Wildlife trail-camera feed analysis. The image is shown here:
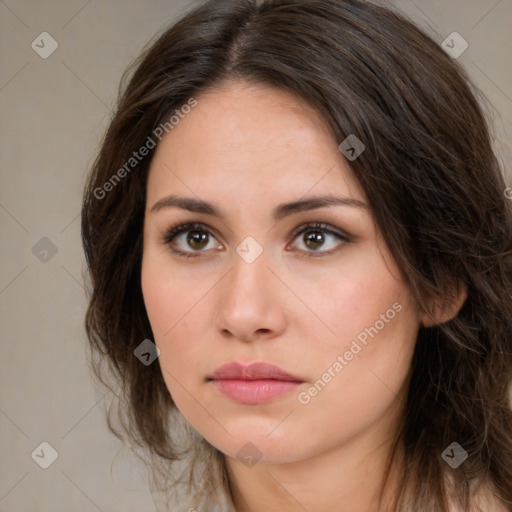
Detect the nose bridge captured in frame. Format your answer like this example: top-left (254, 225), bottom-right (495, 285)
top-left (226, 246), bottom-right (273, 305)
top-left (215, 245), bottom-right (285, 340)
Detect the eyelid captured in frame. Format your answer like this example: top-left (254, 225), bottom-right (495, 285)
top-left (288, 222), bottom-right (351, 243)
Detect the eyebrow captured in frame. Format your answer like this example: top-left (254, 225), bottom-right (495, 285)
top-left (150, 194), bottom-right (368, 221)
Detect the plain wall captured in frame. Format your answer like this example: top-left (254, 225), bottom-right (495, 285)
top-left (1, 1), bottom-right (511, 510)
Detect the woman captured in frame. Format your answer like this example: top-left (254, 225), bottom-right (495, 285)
top-left (81, 0), bottom-right (512, 510)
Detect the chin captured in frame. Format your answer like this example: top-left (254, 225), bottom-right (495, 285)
top-left (202, 426), bottom-right (315, 466)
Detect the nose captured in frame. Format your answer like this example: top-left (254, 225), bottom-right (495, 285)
top-left (214, 249), bottom-right (287, 343)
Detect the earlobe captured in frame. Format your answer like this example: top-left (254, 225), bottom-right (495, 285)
top-left (419, 281), bottom-right (468, 328)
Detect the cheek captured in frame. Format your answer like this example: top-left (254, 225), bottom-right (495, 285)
top-left (290, 250), bottom-right (418, 420)
top-left (282, 299), bottom-right (418, 465)
top-left (293, 245), bottom-right (412, 357)
top-left (141, 245), bottom-right (203, 337)
top-left (140, 250), bottom-right (212, 383)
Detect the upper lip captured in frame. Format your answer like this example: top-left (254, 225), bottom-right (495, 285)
top-left (208, 362), bottom-right (304, 382)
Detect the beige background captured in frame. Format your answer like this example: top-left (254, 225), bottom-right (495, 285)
top-left (1, 1), bottom-right (511, 510)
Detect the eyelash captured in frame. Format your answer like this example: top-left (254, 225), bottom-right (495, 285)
top-left (160, 221), bottom-right (351, 259)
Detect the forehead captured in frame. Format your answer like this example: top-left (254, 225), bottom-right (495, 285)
top-left (146, 80), bottom-right (365, 206)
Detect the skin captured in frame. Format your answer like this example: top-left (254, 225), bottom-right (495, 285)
top-left (141, 79), bottom-right (466, 512)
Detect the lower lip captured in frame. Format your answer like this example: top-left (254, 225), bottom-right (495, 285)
top-left (210, 379), bottom-right (302, 404)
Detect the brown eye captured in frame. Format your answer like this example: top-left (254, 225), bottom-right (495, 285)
top-left (162, 222), bottom-right (223, 258)
top-left (186, 230), bottom-right (210, 250)
top-left (289, 222), bottom-right (350, 257)
top-left (303, 230), bottom-right (326, 250)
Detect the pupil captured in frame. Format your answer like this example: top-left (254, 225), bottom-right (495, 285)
top-left (305, 231), bottom-right (324, 250)
top-left (187, 230), bottom-right (208, 249)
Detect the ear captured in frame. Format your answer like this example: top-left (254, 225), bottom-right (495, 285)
top-left (419, 280), bottom-right (468, 328)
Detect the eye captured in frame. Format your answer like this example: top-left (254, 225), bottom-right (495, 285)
top-left (160, 221), bottom-right (351, 259)
top-left (161, 222), bottom-right (223, 259)
top-left (287, 222), bottom-right (350, 257)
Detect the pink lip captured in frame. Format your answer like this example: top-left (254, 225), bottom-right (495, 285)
top-left (207, 362), bottom-right (304, 405)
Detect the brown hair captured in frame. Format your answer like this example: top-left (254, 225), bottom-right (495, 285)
top-left (81, 0), bottom-right (512, 509)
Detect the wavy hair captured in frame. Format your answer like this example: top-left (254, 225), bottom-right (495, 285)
top-left (81, 0), bottom-right (512, 509)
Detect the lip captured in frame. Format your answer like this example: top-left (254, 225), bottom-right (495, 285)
top-left (207, 362), bottom-right (304, 405)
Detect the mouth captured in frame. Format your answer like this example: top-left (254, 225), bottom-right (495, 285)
top-left (207, 362), bottom-right (305, 405)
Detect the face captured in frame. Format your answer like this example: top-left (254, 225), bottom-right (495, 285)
top-left (141, 80), bottom-right (423, 465)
